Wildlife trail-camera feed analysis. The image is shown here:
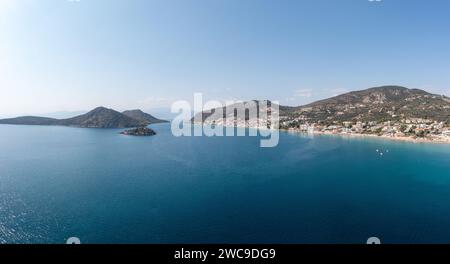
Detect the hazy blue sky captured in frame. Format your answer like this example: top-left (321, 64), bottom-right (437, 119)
top-left (1, 0), bottom-right (450, 116)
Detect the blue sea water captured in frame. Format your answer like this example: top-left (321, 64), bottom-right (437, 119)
top-left (1, 123), bottom-right (450, 244)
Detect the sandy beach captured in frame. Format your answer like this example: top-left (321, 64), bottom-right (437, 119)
top-left (286, 129), bottom-right (450, 145)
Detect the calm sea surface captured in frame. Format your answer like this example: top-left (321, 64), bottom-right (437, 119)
top-left (1, 123), bottom-right (450, 244)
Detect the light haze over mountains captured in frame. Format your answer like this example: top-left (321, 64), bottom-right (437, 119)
top-left (1, 0), bottom-right (450, 116)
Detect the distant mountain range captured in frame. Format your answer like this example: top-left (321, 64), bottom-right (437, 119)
top-left (0, 107), bottom-right (168, 128)
top-left (194, 86), bottom-right (450, 125)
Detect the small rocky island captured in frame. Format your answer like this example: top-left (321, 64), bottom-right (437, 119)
top-left (120, 127), bottom-right (156, 136)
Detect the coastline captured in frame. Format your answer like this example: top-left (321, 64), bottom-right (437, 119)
top-left (283, 129), bottom-right (450, 145)
top-left (190, 122), bottom-right (450, 145)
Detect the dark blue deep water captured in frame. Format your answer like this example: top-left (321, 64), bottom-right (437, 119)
top-left (1, 123), bottom-right (450, 244)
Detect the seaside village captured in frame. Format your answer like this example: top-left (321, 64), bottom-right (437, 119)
top-left (280, 117), bottom-right (450, 142)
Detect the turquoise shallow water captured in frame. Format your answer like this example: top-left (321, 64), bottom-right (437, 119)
top-left (1, 123), bottom-right (450, 244)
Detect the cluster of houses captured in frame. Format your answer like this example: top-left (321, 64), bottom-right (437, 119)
top-left (200, 113), bottom-right (450, 141)
top-left (281, 117), bottom-right (450, 140)
top-left (207, 117), bottom-right (274, 129)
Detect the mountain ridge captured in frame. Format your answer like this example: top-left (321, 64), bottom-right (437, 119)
top-left (192, 86), bottom-right (450, 124)
top-left (287, 85), bottom-right (450, 124)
